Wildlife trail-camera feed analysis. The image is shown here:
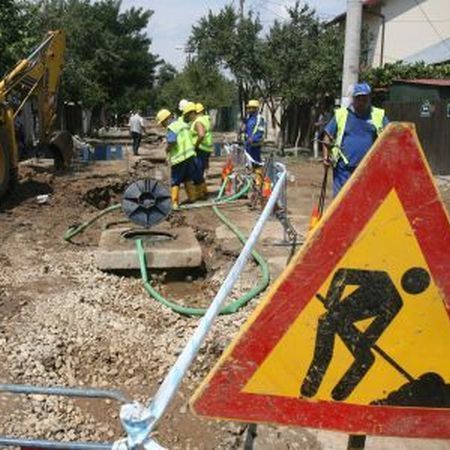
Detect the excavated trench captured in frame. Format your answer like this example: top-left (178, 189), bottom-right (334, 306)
top-left (80, 181), bottom-right (260, 311)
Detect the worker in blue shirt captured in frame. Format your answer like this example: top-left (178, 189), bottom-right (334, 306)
top-left (323, 83), bottom-right (389, 196)
top-left (243, 99), bottom-right (266, 187)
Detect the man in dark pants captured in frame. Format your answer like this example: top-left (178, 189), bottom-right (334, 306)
top-left (128, 110), bottom-right (145, 155)
top-left (301, 267), bottom-right (431, 401)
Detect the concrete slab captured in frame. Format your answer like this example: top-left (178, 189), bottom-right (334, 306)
top-left (96, 225), bottom-right (202, 270)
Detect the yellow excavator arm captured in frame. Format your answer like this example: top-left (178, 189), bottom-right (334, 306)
top-left (0, 30), bottom-right (70, 200)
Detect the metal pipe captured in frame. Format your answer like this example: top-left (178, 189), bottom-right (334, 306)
top-left (0, 437), bottom-right (113, 450)
top-left (0, 384), bottom-right (131, 404)
top-left (13, 76), bottom-right (42, 118)
top-left (0, 384), bottom-right (130, 449)
top-left (119, 164), bottom-right (288, 448)
top-left (0, 437), bottom-right (112, 449)
top-left (28, 32), bottom-right (56, 61)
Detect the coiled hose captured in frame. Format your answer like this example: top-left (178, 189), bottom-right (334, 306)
top-left (64, 176), bottom-right (270, 316)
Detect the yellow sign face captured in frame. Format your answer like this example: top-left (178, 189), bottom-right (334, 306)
top-left (192, 124), bottom-right (450, 439)
top-left (243, 189), bottom-right (450, 405)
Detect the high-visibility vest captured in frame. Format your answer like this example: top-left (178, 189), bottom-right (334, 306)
top-left (332, 106), bottom-right (385, 166)
top-left (167, 118), bottom-right (196, 166)
top-left (192, 115), bottom-right (213, 153)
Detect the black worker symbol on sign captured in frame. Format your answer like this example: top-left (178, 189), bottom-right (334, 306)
top-left (300, 267), bottom-right (431, 402)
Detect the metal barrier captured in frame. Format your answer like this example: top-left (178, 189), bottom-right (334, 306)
top-left (0, 384), bottom-right (130, 450)
top-left (1, 164), bottom-right (288, 450)
top-left (115, 163), bottom-right (288, 449)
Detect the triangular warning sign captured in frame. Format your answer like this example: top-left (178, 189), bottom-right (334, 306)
top-left (191, 124), bottom-right (450, 439)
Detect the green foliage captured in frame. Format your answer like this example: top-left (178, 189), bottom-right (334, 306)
top-left (156, 62), bottom-right (178, 87)
top-left (362, 61), bottom-right (450, 88)
top-left (260, 3), bottom-right (343, 105)
top-left (189, 5), bottom-right (263, 99)
top-left (37, 0), bottom-right (159, 112)
top-left (2, 0), bottom-right (159, 113)
top-left (156, 60), bottom-right (236, 111)
top-left (188, 1), bottom-right (343, 143)
top-left (0, 1), bottom-right (42, 76)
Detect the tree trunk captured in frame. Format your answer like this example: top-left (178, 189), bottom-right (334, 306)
top-left (278, 107), bottom-right (287, 155)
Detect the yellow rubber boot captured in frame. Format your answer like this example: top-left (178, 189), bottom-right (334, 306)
top-left (171, 186), bottom-right (180, 209)
top-left (254, 167), bottom-right (264, 188)
top-left (197, 182), bottom-right (208, 200)
top-left (202, 182), bottom-right (208, 198)
top-left (185, 181), bottom-right (198, 203)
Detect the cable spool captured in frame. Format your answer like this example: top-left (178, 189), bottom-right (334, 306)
top-left (122, 179), bottom-right (172, 228)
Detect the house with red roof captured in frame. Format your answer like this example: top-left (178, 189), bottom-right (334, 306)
top-left (330, 0), bottom-right (450, 68)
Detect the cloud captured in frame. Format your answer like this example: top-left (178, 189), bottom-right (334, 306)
top-left (121, 0), bottom-right (346, 68)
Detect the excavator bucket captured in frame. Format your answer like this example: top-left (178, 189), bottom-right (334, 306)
top-left (49, 130), bottom-right (73, 170)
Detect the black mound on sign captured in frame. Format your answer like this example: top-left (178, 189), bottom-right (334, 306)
top-left (372, 372), bottom-right (450, 408)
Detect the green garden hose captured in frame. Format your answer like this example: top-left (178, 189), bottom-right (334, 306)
top-left (63, 178), bottom-right (251, 242)
top-left (64, 204), bottom-right (122, 242)
top-left (136, 176), bottom-right (270, 316)
top-left (136, 203), bottom-right (270, 316)
top-left (64, 176), bottom-right (270, 316)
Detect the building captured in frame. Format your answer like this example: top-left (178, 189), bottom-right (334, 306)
top-left (385, 79), bottom-right (450, 174)
top-left (330, 0), bottom-right (450, 68)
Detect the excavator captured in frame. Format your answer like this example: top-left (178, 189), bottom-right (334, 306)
top-left (0, 29), bottom-right (72, 201)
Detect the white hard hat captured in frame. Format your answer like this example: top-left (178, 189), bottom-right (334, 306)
top-left (178, 99), bottom-right (189, 112)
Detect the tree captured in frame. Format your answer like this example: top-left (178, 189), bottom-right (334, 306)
top-left (258, 2), bottom-right (343, 146)
top-left (188, 6), bottom-right (263, 110)
top-left (156, 62), bottom-right (178, 87)
top-left (156, 59), bottom-right (236, 111)
top-left (0, 1), bottom-right (42, 76)
top-left (27, 0), bottom-right (160, 118)
top-left (188, 2), bottom-right (343, 147)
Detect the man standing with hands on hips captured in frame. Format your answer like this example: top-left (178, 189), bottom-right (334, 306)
top-left (322, 83), bottom-right (389, 196)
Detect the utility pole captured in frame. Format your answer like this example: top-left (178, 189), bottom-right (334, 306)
top-left (341, 0), bottom-right (363, 106)
top-left (238, 0), bottom-right (245, 130)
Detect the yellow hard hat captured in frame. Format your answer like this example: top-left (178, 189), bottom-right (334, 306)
top-left (156, 109), bottom-right (171, 124)
top-left (247, 99), bottom-right (260, 109)
top-left (196, 103), bottom-right (205, 113)
top-left (183, 102), bottom-right (197, 116)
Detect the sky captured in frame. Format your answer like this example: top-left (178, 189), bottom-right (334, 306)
top-left (121, 0), bottom-right (347, 69)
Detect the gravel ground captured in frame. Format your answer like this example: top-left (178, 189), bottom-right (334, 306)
top-left (1, 150), bottom-right (449, 450)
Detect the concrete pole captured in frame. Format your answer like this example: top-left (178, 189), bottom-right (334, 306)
top-left (341, 0), bottom-right (363, 107)
top-left (239, 0), bottom-right (245, 19)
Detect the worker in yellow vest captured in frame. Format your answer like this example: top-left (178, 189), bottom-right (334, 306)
top-left (156, 108), bottom-right (199, 209)
top-left (323, 83), bottom-right (388, 196)
top-left (187, 102), bottom-right (213, 198)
